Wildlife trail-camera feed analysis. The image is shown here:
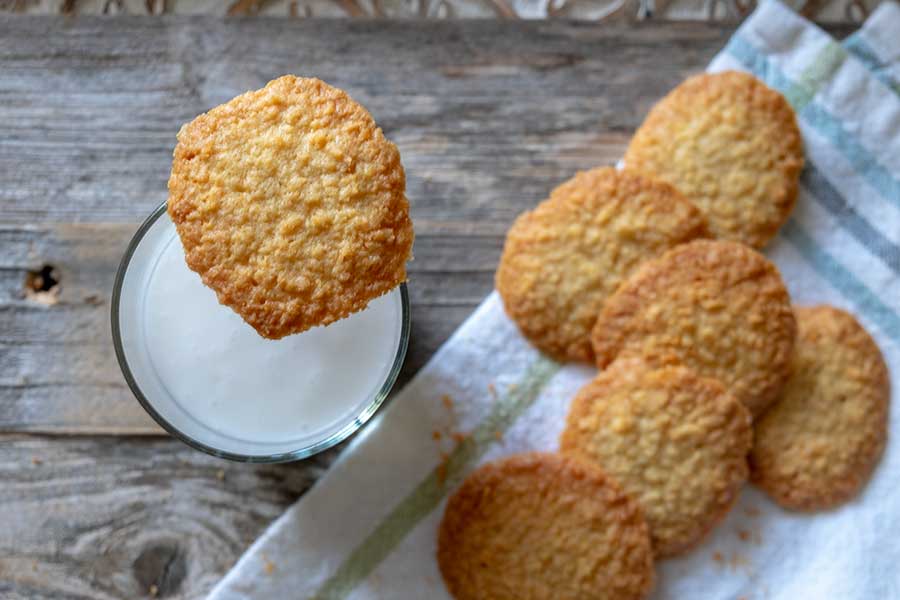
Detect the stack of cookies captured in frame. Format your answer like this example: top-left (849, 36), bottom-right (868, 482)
top-left (437, 71), bottom-right (890, 600)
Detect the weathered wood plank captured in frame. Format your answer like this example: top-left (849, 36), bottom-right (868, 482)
top-left (0, 434), bottom-right (331, 600)
top-left (0, 17), bottom-right (743, 225)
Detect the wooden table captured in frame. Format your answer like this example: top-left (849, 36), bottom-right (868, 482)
top-left (0, 17), bottom-right (851, 600)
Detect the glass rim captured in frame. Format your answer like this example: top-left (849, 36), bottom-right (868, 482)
top-left (110, 201), bottom-right (411, 464)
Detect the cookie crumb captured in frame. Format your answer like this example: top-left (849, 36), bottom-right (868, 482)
top-left (744, 506), bottom-right (761, 517)
top-left (713, 551), bottom-right (725, 564)
top-left (494, 430), bottom-right (503, 441)
top-left (436, 452), bottom-right (450, 486)
top-left (149, 584), bottom-right (159, 597)
top-left (261, 553), bottom-right (276, 575)
top-left (451, 432), bottom-right (467, 445)
top-left (31, 457), bottom-right (43, 466)
top-left (432, 430), bottom-right (443, 441)
top-left (441, 394), bottom-right (454, 412)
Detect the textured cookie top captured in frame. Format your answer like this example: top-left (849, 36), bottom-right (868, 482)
top-left (624, 71), bottom-right (803, 248)
top-left (591, 239), bottom-right (796, 417)
top-left (168, 75), bottom-right (414, 339)
top-left (438, 453), bottom-right (654, 600)
top-left (560, 361), bottom-right (752, 557)
top-left (496, 168), bottom-right (708, 362)
top-left (751, 306), bottom-right (889, 511)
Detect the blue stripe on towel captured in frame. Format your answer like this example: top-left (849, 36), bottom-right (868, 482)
top-left (802, 163), bottom-right (900, 275)
top-left (783, 218), bottom-right (900, 343)
top-left (843, 34), bottom-right (900, 96)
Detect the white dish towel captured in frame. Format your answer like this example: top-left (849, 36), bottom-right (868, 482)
top-left (210, 2), bottom-right (900, 598)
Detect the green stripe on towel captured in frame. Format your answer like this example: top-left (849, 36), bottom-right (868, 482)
top-left (312, 355), bottom-right (561, 600)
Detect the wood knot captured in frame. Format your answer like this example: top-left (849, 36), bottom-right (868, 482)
top-left (24, 264), bottom-right (60, 306)
top-left (133, 543), bottom-right (187, 598)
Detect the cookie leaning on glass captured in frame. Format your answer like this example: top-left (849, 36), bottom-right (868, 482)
top-left (168, 75), bottom-right (414, 339)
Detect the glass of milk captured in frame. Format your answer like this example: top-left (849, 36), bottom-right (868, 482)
top-left (111, 202), bottom-right (410, 462)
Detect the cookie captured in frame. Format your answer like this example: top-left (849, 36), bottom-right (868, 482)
top-left (624, 71), bottom-right (803, 248)
top-left (560, 360), bottom-right (752, 557)
top-left (438, 452), bottom-right (654, 600)
top-left (751, 306), bottom-right (889, 511)
top-left (591, 239), bottom-right (796, 417)
top-left (168, 75), bottom-right (414, 339)
top-left (496, 167), bottom-right (708, 362)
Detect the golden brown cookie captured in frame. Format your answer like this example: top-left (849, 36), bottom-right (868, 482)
top-left (496, 167), bottom-right (708, 362)
top-left (560, 360), bottom-right (752, 557)
top-left (591, 239), bottom-right (796, 417)
top-left (168, 75), bottom-right (414, 339)
top-left (751, 306), bottom-right (889, 511)
top-left (624, 71), bottom-right (803, 248)
top-left (438, 452), bottom-right (654, 600)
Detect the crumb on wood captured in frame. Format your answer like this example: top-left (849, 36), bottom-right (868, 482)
top-left (432, 430), bottom-right (442, 441)
top-left (149, 584), bottom-right (159, 597)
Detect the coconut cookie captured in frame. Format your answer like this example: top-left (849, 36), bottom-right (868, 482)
top-left (496, 167), bottom-right (708, 362)
top-left (437, 453), bottom-right (654, 600)
top-left (560, 361), bottom-right (752, 557)
top-left (168, 75), bottom-right (414, 339)
top-left (624, 71), bottom-right (803, 248)
top-left (591, 239), bottom-right (795, 417)
top-left (751, 306), bottom-right (889, 511)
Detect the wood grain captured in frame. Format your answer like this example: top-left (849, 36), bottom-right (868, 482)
top-left (0, 16), bottom-right (852, 600)
top-left (0, 434), bottom-right (330, 600)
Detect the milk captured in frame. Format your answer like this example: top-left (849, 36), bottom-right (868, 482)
top-left (114, 208), bottom-right (406, 459)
